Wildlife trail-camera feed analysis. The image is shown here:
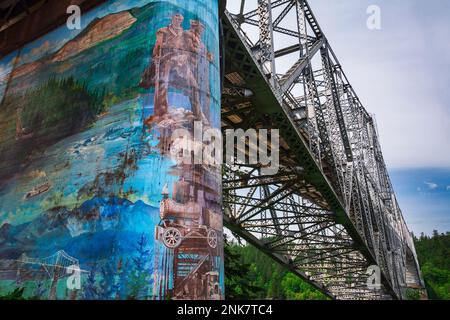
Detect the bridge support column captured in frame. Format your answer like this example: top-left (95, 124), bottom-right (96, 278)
top-left (145, 0), bottom-right (224, 301)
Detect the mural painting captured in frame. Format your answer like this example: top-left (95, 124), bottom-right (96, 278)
top-left (0, 0), bottom-right (223, 300)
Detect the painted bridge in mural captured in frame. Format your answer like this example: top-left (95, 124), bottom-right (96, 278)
top-left (220, 0), bottom-right (424, 300)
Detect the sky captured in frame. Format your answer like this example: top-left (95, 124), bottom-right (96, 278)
top-left (227, 0), bottom-right (450, 235)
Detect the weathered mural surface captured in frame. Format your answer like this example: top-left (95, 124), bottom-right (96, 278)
top-left (0, 0), bottom-right (222, 300)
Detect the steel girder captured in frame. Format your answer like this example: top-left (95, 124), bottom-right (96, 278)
top-left (221, 0), bottom-right (424, 299)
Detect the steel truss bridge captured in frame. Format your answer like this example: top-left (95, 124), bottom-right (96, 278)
top-left (220, 0), bottom-right (425, 300)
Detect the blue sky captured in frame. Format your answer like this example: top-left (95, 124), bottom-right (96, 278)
top-left (227, 0), bottom-right (450, 235)
top-left (12, 0), bottom-right (153, 67)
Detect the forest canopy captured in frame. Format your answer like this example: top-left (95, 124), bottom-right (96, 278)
top-left (413, 231), bottom-right (450, 300)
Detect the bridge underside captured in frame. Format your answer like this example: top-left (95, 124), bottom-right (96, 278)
top-left (0, 0), bottom-right (425, 300)
top-left (220, 0), bottom-right (425, 300)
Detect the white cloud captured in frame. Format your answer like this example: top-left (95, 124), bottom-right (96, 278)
top-left (424, 181), bottom-right (438, 190)
top-left (446, 186), bottom-right (450, 191)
